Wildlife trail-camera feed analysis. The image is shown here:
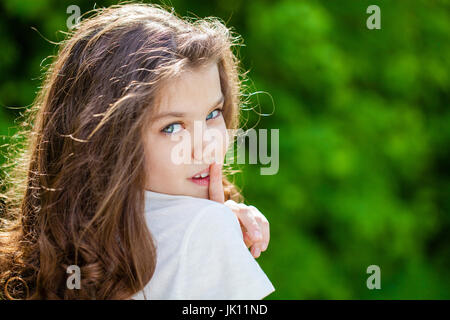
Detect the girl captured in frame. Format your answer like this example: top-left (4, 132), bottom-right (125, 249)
top-left (0, 3), bottom-right (274, 300)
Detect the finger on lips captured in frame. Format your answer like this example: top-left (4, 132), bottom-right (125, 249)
top-left (208, 162), bottom-right (224, 203)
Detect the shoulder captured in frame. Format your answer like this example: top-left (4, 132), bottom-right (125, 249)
top-left (195, 200), bottom-right (239, 225)
top-left (177, 200), bottom-right (276, 299)
top-left (147, 195), bottom-right (241, 250)
top-left (179, 200), bottom-right (247, 267)
top-left (169, 197), bottom-right (239, 233)
top-left (184, 200), bottom-right (242, 247)
top-left (145, 192), bottom-right (231, 225)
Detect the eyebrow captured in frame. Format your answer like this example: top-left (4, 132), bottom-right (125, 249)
top-left (151, 95), bottom-right (225, 122)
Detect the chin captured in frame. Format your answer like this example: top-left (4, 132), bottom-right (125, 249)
top-left (189, 189), bottom-right (209, 199)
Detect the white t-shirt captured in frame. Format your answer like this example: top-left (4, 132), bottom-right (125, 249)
top-left (131, 190), bottom-right (275, 300)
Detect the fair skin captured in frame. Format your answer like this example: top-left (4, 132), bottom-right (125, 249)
top-left (143, 62), bottom-right (269, 258)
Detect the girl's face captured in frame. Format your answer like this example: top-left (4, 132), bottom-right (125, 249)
top-left (143, 62), bottom-right (229, 199)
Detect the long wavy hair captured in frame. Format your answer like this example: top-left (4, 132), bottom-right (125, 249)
top-left (0, 3), bottom-right (246, 299)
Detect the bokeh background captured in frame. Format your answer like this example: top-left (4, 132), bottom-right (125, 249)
top-left (0, 0), bottom-right (449, 299)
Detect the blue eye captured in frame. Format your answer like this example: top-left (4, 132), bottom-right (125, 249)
top-left (161, 123), bottom-right (183, 134)
top-left (206, 109), bottom-right (222, 120)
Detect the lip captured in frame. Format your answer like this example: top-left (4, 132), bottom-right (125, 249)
top-left (188, 175), bottom-right (210, 186)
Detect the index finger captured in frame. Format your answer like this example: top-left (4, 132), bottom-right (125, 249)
top-left (208, 161), bottom-right (224, 203)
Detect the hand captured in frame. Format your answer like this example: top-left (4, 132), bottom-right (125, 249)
top-left (208, 162), bottom-right (270, 259)
top-left (223, 200), bottom-right (270, 259)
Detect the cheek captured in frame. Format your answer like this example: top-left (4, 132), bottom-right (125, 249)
top-left (144, 136), bottom-right (180, 179)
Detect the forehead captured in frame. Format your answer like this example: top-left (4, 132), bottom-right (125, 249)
top-left (154, 62), bottom-right (222, 114)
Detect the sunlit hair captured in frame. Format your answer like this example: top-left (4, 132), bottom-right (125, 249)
top-left (0, 2), bottom-right (246, 299)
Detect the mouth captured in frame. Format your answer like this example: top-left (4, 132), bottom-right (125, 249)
top-left (188, 168), bottom-right (210, 186)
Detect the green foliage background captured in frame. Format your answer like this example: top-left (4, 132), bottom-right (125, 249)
top-left (0, 0), bottom-right (449, 299)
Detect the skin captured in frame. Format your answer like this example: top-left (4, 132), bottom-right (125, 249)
top-left (143, 62), bottom-right (269, 258)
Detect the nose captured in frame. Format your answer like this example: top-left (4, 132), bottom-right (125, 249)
top-left (191, 120), bottom-right (225, 164)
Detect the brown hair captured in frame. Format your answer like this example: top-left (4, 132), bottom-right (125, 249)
top-left (0, 2), bottom-right (246, 299)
